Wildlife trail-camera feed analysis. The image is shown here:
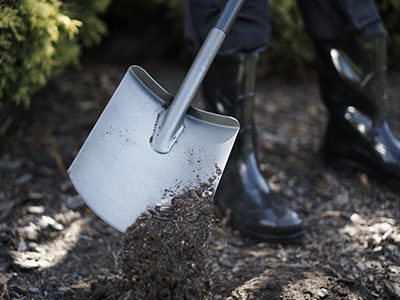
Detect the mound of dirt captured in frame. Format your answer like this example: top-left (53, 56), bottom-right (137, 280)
top-left (119, 184), bottom-right (217, 300)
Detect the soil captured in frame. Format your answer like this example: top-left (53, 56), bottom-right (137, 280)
top-left (120, 184), bottom-right (216, 300)
top-left (1, 42), bottom-right (400, 299)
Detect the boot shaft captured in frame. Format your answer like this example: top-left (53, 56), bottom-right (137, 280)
top-left (203, 54), bottom-right (304, 242)
top-left (203, 53), bottom-right (258, 116)
top-left (203, 53), bottom-right (259, 156)
top-left (314, 34), bottom-right (388, 125)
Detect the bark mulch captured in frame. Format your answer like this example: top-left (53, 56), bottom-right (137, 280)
top-left (0, 58), bottom-right (399, 299)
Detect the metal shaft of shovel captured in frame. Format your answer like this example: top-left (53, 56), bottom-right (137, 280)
top-left (151, 0), bottom-right (246, 153)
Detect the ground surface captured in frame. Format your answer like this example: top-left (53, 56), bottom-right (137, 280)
top-left (1, 49), bottom-right (400, 299)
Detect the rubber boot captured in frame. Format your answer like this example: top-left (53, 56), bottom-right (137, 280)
top-left (314, 34), bottom-right (400, 184)
top-left (203, 53), bottom-right (303, 242)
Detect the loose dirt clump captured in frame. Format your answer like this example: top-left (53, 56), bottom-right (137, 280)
top-left (119, 184), bottom-right (217, 300)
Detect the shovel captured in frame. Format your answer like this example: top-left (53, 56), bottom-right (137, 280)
top-left (68, 0), bottom-right (245, 232)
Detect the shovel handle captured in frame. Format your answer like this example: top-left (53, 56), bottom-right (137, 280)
top-left (215, 0), bottom-right (246, 33)
top-left (152, 0), bottom-right (246, 153)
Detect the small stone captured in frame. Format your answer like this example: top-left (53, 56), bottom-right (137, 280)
top-left (21, 223), bottom-right (39, 240)
top-left (350, 213), bottom-right (365, 225)
top-left (389, 266), bottom-right (400, 274)
top-left (282, 187), bottom-right (294, 197)
top-left (337, 287), bottom-right (348, 296)
top-left (18, 240), bottom-right (28, 252)
top-left (316, 288), bottom-right (329, 298)
top-left (28, 192), bottom-right (44, 200)
top-left (28, 242), bottom-right (38, 250)
top-left (335, 191), bottom-right (349, 204)
top-left (0, 160), bottom-right (22, 170)
top-left (357, 261), bottom-right (365, 271)
top-left (58, 286), bottom-right (68, 293)
top-left (370, 291), bottom-right (380, 298)
top-left (369, 223), bottom-right (392, 234)
top-left (391, 232), bottom-right (400, 243)
top-left (60, 180), bottom-right (73, 192)
top-left (371, 233), bottom-right (382, 245)
top-left (232, 266), bottom-right (240, 273)
top-left (302, 288), bottom-right (311, 295)
top-left (40, 216), bottom-right (64, 231)
top-left (64, 195), bottom-right (85, 210)
top-left (27, 205), bottom-right (45, 214)
top-left (29, 287), bottom-right (39, 293)
top-left (201, 190), bottom-right (213, 198)
top-left (16, 173), bottom-right (33, 185)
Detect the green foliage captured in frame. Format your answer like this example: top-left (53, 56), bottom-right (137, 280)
top-left (377, 0), bottom-right (400, 70)
top-left (0, 0), bottom-right (110, 106)
top-left (265, 0), bottom-right (314, 76)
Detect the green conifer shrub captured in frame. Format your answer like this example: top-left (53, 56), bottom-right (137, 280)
top-left (0, 0), bottom-right (110, 107)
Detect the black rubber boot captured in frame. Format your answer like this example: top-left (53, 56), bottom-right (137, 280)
top-left (203, 53), bottom-right (303, 242)
top-left (314, 34), bottom-right (400, 184)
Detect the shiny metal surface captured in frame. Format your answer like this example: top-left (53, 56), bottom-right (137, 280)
top-left (330, 48), bottom-right (362, 84)
top-left (151, 28), bottom-right (226, 153)
top-left (68, 66), bottom-right (239, 231)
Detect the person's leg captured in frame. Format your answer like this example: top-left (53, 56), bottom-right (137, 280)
top-left (185, 0), bottom-right (303, 241)
top-left (298, 0), bottom-right (400, 182)
top-left (184, 0), bottom-right (270, 55)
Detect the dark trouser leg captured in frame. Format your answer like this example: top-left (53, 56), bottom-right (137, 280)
top-left (185, 0), bottom-right (303, 241)
top-left (298, 0), bottom-right (400, 182)
top-left (184, 0), bottom-right (271, 55)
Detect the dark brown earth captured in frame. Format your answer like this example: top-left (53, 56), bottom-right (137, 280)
top-left (1, 47), bottom-right (400, 299)
top-left (120, 185), bottom-right (216, 300)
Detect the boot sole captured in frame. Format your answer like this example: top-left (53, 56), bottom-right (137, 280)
top-left (236, 223), bottom-right (304, 244)
top-left (322, 150), bottom-right (400, 190)
top-left (214, 205), bottom-right (304, 243)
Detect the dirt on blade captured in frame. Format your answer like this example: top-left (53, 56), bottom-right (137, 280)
top-left (119, 184), bottom-right (217, 300)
